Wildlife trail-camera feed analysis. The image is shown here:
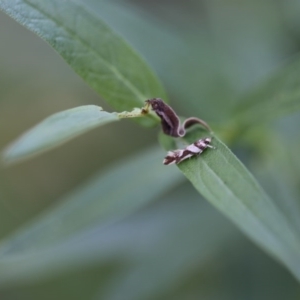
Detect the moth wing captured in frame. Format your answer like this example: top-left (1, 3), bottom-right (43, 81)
top-left (185, 144), bottom-right (201, 153)
top-left (176, 153), bottom-right (194, 164)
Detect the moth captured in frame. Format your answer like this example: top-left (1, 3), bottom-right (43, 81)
top-left (145, 98), bottom-right (211, 137)
top-left (163, 137), bottom-right (214, 165)
top-left (144, 98), bottom-right (214, 165)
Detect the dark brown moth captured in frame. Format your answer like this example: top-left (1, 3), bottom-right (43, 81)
top-left (145, 98), bottom-right (214, 165)
top-left (145, 98), bottom-right (211, 137)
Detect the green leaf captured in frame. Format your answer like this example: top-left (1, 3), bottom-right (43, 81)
top-left (160, 129), bottom-right (300, 281)
top-left (0, 146), bottom-right (183, 253)
top-left (88, 0), bottom-right (237, 123)
top-left (0, 186), bottom-right (237, 292)
top-left (2, 105), bottom-right (118, 163)
top-left (0, 0), bottom-right (167, 126)
top-left (233, 55), bottom-right (300, 131)
top-left (0, 185), bottom-right (299, 299)
top-left (247, 132), bottom-right (300, 235)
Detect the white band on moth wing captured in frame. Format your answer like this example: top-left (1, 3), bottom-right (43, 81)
top-left (163, 158), bottom-right (176, 165)
top-left (167, 151), bottom-right (176, 156)
top-left (185, 144), bottom-right (201, 153)
top-left (174, 149), bottom-right (184, 157)
top-left (177, 153), bottom-right (194, 163)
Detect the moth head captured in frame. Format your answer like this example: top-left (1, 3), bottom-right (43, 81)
top-left (204, 137), bottom-right (212, 144)
top-left (194, 137), bottom-right (213, 149)
top-left (145, 98), bottom-right (165, 111)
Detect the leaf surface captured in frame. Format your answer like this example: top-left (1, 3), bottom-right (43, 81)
top-left (3, 105), bottom-right (118, 163)
top-left (0, 187), bottom-right (236, 292)
top-left (0, 0), bottom-right (167, 126)
top-left (233, 55), bottom-right (300, 131)
top-left (0, 146), bottom-right (183, 253)
top-left (160, 130), bottom-right (300, 281)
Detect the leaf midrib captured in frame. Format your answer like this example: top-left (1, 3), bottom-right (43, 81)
top-left (199, 157), bottom-right (300, 262)
top-left (21, 0), bottom-right (147, 102)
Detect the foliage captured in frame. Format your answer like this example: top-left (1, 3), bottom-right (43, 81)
top-left (1, 0), bottom-right (300, 299)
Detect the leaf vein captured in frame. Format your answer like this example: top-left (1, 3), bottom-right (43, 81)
top-left (22, 0), bottom-right (147, 102)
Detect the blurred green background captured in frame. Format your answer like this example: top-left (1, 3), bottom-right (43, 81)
top-left (1, 0), bottom-right (300, 299)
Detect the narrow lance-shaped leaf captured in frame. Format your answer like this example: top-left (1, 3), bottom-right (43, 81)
top-left (233, 54), bottom-right (300, 132)
top-left (160, 129), bottom-right (300, 281)
top-left (2, 101), bottom-right (154, 163)
top-left (0, 0), bottom-right (167, 126)
top-left (2, 105), bottom-right (118, 163)
top-left (0, 146), bottom-right (183, 254)
top-left (0, 196), bottom-right (238, 294)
